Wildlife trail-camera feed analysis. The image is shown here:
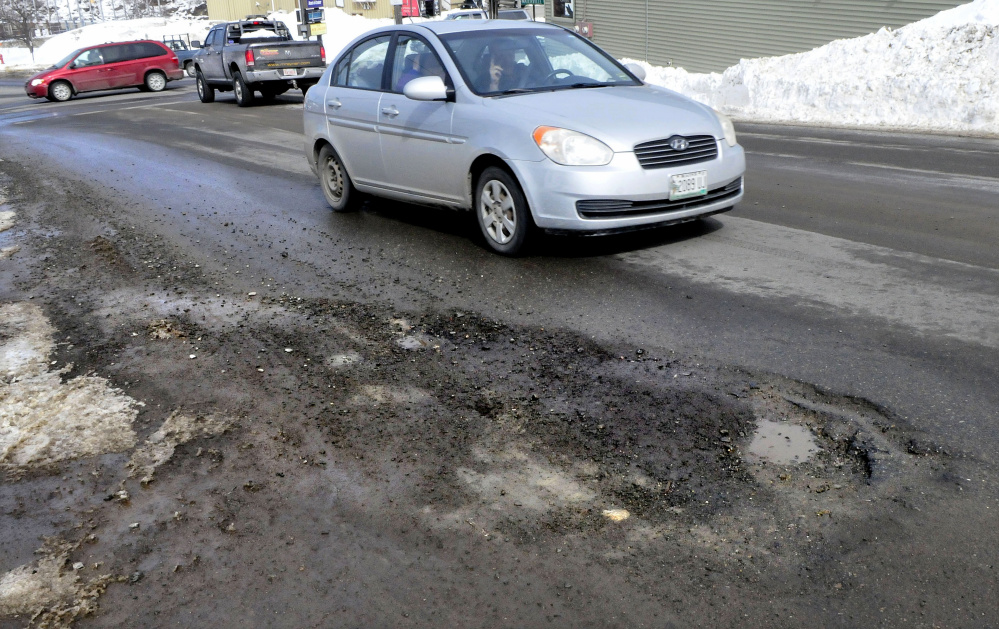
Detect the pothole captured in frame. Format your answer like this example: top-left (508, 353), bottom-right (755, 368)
top-left (744, 420), bottom-right (819, 465)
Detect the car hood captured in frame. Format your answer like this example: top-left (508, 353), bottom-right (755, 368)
top-left (483, 84), bottom-right (722, 152)
top-left (27, 68), bottom-right (58, 82)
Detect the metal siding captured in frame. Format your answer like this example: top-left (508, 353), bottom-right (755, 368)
top-left (207, 0), bottom-right (301, 21)
top-left (575, 0), bottom-right (971, 73)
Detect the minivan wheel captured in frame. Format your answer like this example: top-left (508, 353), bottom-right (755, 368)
top-left (475, 166), bottom-right (531, 255)
top-left (144, 71), bottom-right (167, 92)
top-left (233, 71), bottom-right (254, 107)
top-left (49, 81), bottom-right (73, 102)
top-left (196, 70), bottom-right (214, 103)
top-left (318, 145), bottom-right (357, 212)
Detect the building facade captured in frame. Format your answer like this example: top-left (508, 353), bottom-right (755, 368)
top-left (545, 0), bottom-right (970, 73)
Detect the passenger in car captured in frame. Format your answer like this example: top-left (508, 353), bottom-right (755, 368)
top-left (395, 52), bottom-right (445, 91)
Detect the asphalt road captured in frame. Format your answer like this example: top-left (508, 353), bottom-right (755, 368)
top-left (1, 80), bottom-right (997, 627)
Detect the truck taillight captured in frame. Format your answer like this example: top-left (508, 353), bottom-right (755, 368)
top-left (244, 49), bottom-right (255, 67)
top-left (320, 46), bottom-right (326, 64)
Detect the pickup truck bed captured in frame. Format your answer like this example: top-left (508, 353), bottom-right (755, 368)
top-left (193, 20), bottom-right (326, 106)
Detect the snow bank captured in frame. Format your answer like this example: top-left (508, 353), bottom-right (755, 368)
top-left (632, 0), bottom-right (999, 134)
top-left (24, 17), bottom-right (213, 66)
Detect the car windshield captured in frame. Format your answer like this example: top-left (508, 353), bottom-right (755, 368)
top-left (51, 49), bottom-right (82, 69)
top-left (439, 28), bottom-right (639, 96)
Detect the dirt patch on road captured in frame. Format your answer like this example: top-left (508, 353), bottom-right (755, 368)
top-left (0, 159), bottom-right (985, 628)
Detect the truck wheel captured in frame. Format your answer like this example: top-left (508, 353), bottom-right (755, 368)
top-left (143, 71), bottom-right (167, 92)
top-left (48, 80), bottom-right (73, 102)
top-left (318, 145), bottom-right (357, 212)
top-left (196, 70), bottom-right (214, 103)
top-left (185, 62), bottom-right (196, 78)
top-left (233, 71), bottom-right (254, 107)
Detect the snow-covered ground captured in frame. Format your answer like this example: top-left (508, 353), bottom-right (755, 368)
top-left (2, 0), bottom-right (997, 135)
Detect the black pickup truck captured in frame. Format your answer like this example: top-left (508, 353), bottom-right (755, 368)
top-left (192, 19), bottom-right (326, 106)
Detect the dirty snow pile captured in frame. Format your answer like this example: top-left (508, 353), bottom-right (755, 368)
top-left (630, 0), bottom-right (999, 134)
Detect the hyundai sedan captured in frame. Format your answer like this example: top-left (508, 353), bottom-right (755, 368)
top-left (303, 21), bottom-right (745, 255)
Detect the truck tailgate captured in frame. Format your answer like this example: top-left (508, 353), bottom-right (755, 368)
top-left (250, 43), bottom-right (324, 68)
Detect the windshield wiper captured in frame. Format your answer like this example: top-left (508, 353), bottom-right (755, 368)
top-left (497, 88), bottom-right (535, 95)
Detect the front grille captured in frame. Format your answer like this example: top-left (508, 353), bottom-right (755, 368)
top-left (634, 135), bottom-right (718, 169)
top-left (576, 177), bottom-right (742, 219)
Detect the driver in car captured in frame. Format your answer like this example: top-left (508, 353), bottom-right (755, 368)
top-left (485, 44), bottom-right (521, 92)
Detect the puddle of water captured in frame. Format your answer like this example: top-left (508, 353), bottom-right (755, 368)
top-left (396, 336), bottom-right (432, 350)
top-left (745, 420), bottom-right (819, 465)
top-left (327, 352), bottom-right (362, 368)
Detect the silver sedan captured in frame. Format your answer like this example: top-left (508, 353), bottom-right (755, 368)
top-left (304, 21), bottom-right (745, 255)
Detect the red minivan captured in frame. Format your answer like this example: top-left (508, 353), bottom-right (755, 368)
top-left (25, 40), bottom-right (184, 102)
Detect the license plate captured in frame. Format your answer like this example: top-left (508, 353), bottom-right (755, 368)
top-left (669, 171), bottom-right (708, 201)
top-left (282, 69), bottom-right (298, 76)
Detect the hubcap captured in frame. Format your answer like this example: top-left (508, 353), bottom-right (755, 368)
top-left (148, 74), bottom-right (165, 90)
top-left (324, 156), bottom-right (344, 203)
top-left (234, 80), bottom-right (243, 100)
top-left (479, 180), bottom-right (516, 245)
top-left (197, 79), bottom-right (204, 96)
top-left (52, 84), bottom-right (70, 100)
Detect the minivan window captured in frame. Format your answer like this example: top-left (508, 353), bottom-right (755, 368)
top-left (73, 48), bottom-right (104, 68)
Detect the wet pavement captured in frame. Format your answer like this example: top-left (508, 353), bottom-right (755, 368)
top-left (0, 84), bottom-right (997, 627)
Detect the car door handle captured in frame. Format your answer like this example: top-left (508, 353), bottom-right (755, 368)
top-left (327, 99), bottom-right (342, 110)
top-left (380, 106), bottom-right (399, 118)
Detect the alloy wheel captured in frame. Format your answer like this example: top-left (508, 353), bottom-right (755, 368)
top-left (479, 180), bottom-right (516, 245)
top-left (51, 82), bottom-right (72, 102)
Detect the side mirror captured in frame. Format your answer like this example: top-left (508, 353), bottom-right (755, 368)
top-left (403, 75), bottom-right (448, 101)
top-left (191, 40), bottom-right (202, 48)
top-left (625, 62), bottom-right (646, 83)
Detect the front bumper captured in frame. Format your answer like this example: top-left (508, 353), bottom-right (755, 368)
top-left (245, 66), bottom-right (325, 84)
top-left (509, 141), bottom-right (746, 232)
top-left (25, 82), bottom-right (47, 98)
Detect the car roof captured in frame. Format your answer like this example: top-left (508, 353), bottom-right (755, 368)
top-left (418, 19), bottom-right (559, 35)
top-left (79, 39), bottom-right (162, 51)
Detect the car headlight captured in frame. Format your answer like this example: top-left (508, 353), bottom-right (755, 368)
top-left (714, 110), bottom-right (737, 147)
top-left (533, 126), bottom-right (613, 166)
top-left (30, 79), bottom-right (45, 86)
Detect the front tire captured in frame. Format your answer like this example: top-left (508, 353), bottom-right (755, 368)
top-left (144, 71), bottom-right (167, 92)
top-left (48, 80), bottom-right (73, 102)
top-left (185, 61), bottom-right (196, 78)
top-left (233, 71), bottom-right (254, 107)
top-left (475, 166), bottom-right (531, 255)
top-left (317, 145), bottom-right (357, 212)
top-left (196, 70), bottom-right (214, 103)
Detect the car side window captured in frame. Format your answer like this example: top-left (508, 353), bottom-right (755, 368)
top-left (73, 49), bottom-right (104, 68)
top-left (390, 35), bottom-right (447, 93)
top-left (101, 45), bottom-right (125, 64)
top-left (342, 36), bottom-right (391, 91)
top-left (138, 42), bottom-right (166, 58)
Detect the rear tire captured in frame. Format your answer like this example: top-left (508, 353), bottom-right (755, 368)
top-left (475, 166), bottom-right (531, 256)
top-left (144, 71), bottom-right (167, 92)
top-left (196, 70), bottom-right (214, 103)
top-left (233, 71), bottom-right (254, 107)
top-left (48, 80), bottom-right (73, 102)
top-left (317, 145), bottom-right (357, 212)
